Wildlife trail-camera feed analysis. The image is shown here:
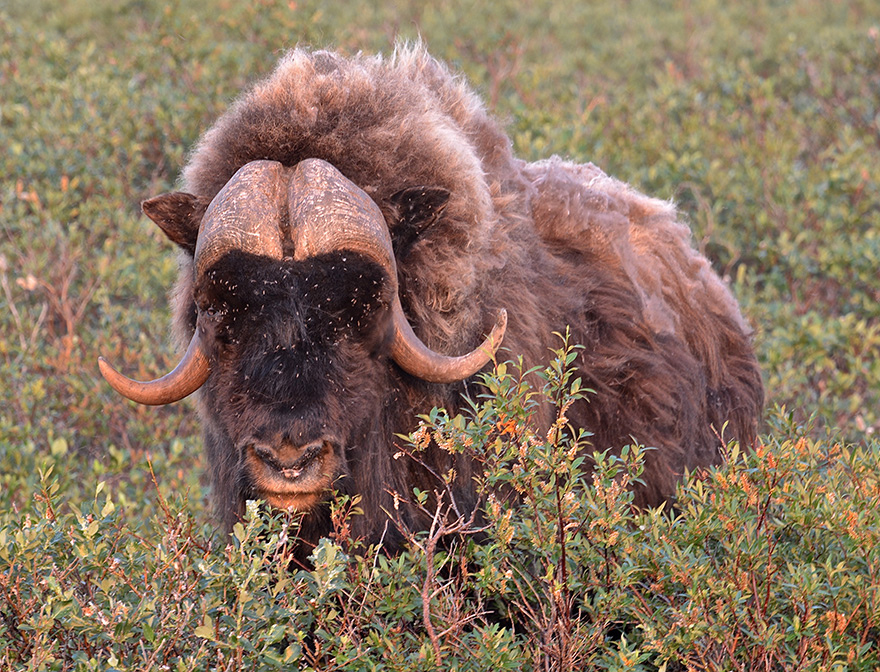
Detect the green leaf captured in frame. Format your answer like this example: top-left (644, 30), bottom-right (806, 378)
top-left (50, 437), bottom-right (68, 456)
top-left (194, 615), bottom-right (214, 641)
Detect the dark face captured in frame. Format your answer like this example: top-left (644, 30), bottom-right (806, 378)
top-left (194, 249), bottom-right (394, 513)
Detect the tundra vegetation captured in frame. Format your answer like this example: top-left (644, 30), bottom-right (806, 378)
top-left (1, 0), bottom-right (879, 670)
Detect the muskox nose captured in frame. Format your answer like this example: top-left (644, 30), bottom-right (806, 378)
top-left (252, 440), bottom-right (326, 481)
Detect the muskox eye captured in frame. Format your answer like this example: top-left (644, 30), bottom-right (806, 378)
top-left (203, 304), bottom-right (228, 319)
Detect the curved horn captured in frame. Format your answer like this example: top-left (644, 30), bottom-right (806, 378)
top-left (100, 160), bottom-right (288, 404)
top-left (391, 304), bottom-right (508, 383)
top-left (288, 158), bottom-right (506, 383)
top-left (98, 329), bottom-right (210, 405)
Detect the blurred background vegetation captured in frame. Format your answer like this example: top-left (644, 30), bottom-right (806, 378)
top-left (1, 0), bottom-right (879, 669)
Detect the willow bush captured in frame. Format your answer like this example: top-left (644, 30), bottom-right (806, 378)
top-left (2, 345), bottom-right (878, 670)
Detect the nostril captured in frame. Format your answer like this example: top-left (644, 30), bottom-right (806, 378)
top-left (253, 444), bottom-right (279, 468)
top-left (294, 442), bottom-right (323, 469)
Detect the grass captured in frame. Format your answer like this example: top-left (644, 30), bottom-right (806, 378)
top-left (1, 0), bottom-right (879, 669)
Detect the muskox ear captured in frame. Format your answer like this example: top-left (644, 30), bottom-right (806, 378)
top-left (388, 186), bottom-right (451, 259)
top-left (141, 192), bottom-right (210, 255)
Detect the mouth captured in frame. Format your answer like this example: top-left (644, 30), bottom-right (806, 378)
top-left (244, 441), bottom-right (339, 512)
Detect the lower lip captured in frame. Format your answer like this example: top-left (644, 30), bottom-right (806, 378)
top-left (261, 491), bottom-right (322, 512)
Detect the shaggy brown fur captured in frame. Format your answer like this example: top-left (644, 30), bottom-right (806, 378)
top-left (158, 45), bottom-right (762, 544)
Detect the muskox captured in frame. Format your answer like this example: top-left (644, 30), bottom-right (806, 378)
top-left (100, 46), bottom-right (763, 550)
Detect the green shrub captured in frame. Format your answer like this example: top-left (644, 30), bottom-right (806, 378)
top-left (2, 346), bottom-right (878, 670)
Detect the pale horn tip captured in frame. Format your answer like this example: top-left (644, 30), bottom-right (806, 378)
top-left (487, 308), bottom-right (508, 352)
top-left (97, 355), bottom-right (120, 383)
